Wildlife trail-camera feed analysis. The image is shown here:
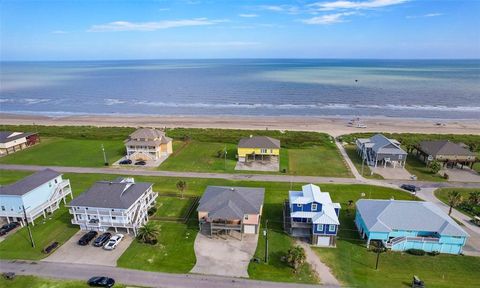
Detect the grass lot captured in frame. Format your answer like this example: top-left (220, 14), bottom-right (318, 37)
top-left (435, 188), bottom-right (480, 217)
top-left (314, 201), bottom-right (480, 288)
top-left (344, 145), bottom-right (383, 179)
top-left (0, 138), bottom-right (125, 167)
top-left (0, 275), bottom-right (128, 288)
top-left (159, 140), bottom-right (350, 177)
top-left (154, 195), bottom-right (196, 219)
top-left (405, 156), bottom-right (446, 182)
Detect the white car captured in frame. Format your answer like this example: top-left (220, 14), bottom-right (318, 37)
top-left (103, 233), bottom-right (124, 250)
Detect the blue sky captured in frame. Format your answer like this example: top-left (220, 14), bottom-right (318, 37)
top-left (1, 0), bottom-right (479, 60)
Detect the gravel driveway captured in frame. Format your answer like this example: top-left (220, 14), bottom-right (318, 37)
top-left (190, 233), bottom-right (259, 278)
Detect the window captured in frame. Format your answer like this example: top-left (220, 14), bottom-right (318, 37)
top-left (329, 225), bottom-right (336, 232)
top-left (318, 224), bottom-right (324, 231)
top-left (54, 179), bottom-right (58, 184)
top-left (1, 206), bottom-right (5, 211)
top-left (49, 182), bottom-right (52, 187)
top-left (297, 204), bottom-right (302, 208)
top-left (312, 203), bottom-right (317, 211)
top-left (112, 216), bottom-right (117, 220)
top-left (261, 148), bottom-right (267, 153)
top-left (244, 215), bottom-right (249, 220)
top-left (399, 155), bottom-right (403, 159)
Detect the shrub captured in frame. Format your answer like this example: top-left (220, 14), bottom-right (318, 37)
top-left (443, 173), bottom-right (449, 180)
top-left (428, 251), bottom-right (440, 256)
top-left (147, 207), bottom-right (157, 216)
top-left (406, 249), bottom-right (425, 256)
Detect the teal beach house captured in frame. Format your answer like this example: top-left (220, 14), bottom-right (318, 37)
top-left (355, 199), bottom-right (469, 254)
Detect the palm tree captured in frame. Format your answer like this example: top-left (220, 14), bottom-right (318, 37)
top-left (137, 222), bottom-right (160, 244)
top-left (286, 246), bottom-right (306, 274)
top-left (447, 191), bottom-right (462, 216)
top-left (176, 180), bottom-right (187, 199)
top-left (468, 191), bottom-right (480, 206)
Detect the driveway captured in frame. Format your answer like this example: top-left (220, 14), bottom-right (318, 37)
top-left (44, 230), bottom-right (133, 266)
top-left (190, 233), bottom-right (259, 278)
top-left (439, 168), bottom-right (480, 183)
top-left (371, 166), bottom-right (413, 180)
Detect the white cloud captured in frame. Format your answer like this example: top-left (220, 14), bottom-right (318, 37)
top-left (309, 0), bottom-right (409, 11)
top-left (239, 13), bottom-right (258, 18)
top-left (407, 12), bottom-right (443, 19)
top-left (51, 30), bottom-right (68, 34)
top-left (257, 5), bottom-right (300, 14)
top-left (302, 12), bottom-right (356, 25)
top-left (88, 18), bottom-right (226, 32)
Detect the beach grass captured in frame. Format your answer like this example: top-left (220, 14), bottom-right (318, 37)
top-left (0, 137), bottom-right (125, 167)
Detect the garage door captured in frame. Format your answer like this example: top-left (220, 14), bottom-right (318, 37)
top-left (316, 236), bottom-right (330, 246)
top-left (244, 225), bottom-right (256, 234)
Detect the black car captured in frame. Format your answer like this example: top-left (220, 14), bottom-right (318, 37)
top-left (134, 160), bottom-right (146, 165)
top-left (93, 232), bottom-right (112, 247)
top-left (78, 231), bottom-right (98, 246)
top-left (400, 184), bottom-right (419, 193)
top-left (87, 276), bottom-right (115, 287)
top-left (0, 222), bottom-right (20, 236)
top-left (119, 159), bottom-right (132, 165)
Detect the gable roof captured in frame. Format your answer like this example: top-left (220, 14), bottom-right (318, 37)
top-left (0, 131), bottom-right (36, 144)
top-left (69, 178), bottom-right (152, 209)
top-left (289, 184), bottom-right (340, 225)
top-left (356, 199), bottom-right (468, 237)
top-left (197, 186), bottom-right (264, 220)
top-left (238, 136), bottom-right (280, 149)
top-left (418, 140), bottom-right (475, 157)
top-left (0, 169), bottom-right (61, 196)
top-left (369, 134), bottom-right (407, 155)
top-left (127, 128), bottom-right (172, 143)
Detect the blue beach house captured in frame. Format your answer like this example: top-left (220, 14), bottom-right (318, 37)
top-left (355, 199), bottom-right (469, 254)
top-left (0, 169), bottom-right (72, 226)
top-left (284, 184), bottom-right (340, 247)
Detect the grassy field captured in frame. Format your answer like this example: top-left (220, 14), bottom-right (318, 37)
top-left (154, 195), bottom-right (196, 218)
top-left (287, 146), bottom-right (351, 177)
top-left (344, 145), bottom-right (383, 179)
top-left (405, 156), bottom-right (446, 182)
top-left (0, 138), bottom-right (125, 167)
top-left (313, 200), bottom-right (480, 288)
top-left (0, 275), bottom-right (129, 288)
top-left (435, 188), bottom-right (480, 217)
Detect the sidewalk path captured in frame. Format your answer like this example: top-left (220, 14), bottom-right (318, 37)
top-left (335, 140), bottom-right (363, 181)
top-left (296, 241), bottom-right (341, 287)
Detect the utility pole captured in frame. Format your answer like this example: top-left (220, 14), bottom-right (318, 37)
top-left (22, 205), bottom-right (35, 248)
top-left (375, 248), bottom-right (381, 270)
top-left (361, 148), bottom-right (365, 176)
top-left (101, 144), bottom-right (108, 166)
top-left (224, 145), bottom-right (227, 170)
top-left (264, 219), bottom-right (269, 263)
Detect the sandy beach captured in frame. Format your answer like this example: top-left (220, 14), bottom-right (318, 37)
top-left (1, 113), bottom-right (479, 137)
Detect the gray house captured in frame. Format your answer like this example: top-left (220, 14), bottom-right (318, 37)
top-left (356, 134), bottom-right (407, 168)
top-left (197, 186), bottom-right (264, 239)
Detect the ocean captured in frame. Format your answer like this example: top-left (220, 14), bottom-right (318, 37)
top-left (1, 59), bottom-right (479, 119)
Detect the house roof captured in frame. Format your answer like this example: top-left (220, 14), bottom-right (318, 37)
top-left (418, 140), bottom-right (475, 157)
top-left (356, 199), bottom-right (469, 237)
top-left (0, 131), bottom-right (36, 144)
top-left (369, 134), bottom-right (407, 155)
top-left (289, 184), bottom-right (340, 225)
top-left (69, 178), bottom-right (152, 209)
top-left (127, 128), bottom-right (172, 143)
top-left (197, 186), bottom-right (264, 220)
top-left (0, 169), bottom-right (61, 196)
top-left (238, 136), bottom-right (280, 149)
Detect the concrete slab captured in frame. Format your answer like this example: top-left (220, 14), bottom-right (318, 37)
top-left (371, 166), bottom-right (413, 180)
top-left (439, 167), bottom-right (480, 182)
top-left (235, 160), bottom-right (279, 172)
top-left (112, 155), bottom-right (169, 168)
top-left (190, 233), bottom-right (259, 278)
top-left (44, 229), bottom-right (133, 266)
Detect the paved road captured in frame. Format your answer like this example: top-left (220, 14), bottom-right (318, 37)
top-left (0, 260), bottom-right (331, 288)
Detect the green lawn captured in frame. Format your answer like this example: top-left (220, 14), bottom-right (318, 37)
top-left (0, 275), bottom-right (129, 288)
top-left (344, 145), bottom-right (384, 179)
top-left (0, 138), bottom-right (125, 167)
top-left (313, 204), bottom-right (480, 288)
top-left (154, 195), bottom-right (195, 219)
top-left (159, 140), bottom-right (350, 177)
top-left (405, 156), bottom-right (446, 182)
top-left (435, 188), bottom-right (480, 217)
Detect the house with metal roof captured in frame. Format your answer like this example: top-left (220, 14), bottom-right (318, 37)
top-left (0, 131), bottom-right (40, 156)
top-left (0, 169), bottom-right (72, 226)
top-left (125, 128), bottom-right (173, 161)
top-left (68, 177), bottom-right (157, 235)
top-left (197, 186), bottom-right (264, 238)
top-left (414, 140), bottom-right (477, 169)
top-left (356, 134), bottom-right (407, 168)
top-left (284, 184), bottom-right (340, 247)
top-left (355, 199), bottom-right (469, 254)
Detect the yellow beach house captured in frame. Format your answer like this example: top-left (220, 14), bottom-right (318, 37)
top-left (237, 136), bottom-right (280, 163)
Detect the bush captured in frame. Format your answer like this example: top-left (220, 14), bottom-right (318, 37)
top-left (147, 207), bottom-right (157, 216)
top-left (406, 249), bottom-right (426, 256)
top-left (428, 251), bottom-right (440, 256)
top-left (443, 173), bottom-right (449, 180)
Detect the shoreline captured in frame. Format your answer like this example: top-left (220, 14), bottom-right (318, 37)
top-left (2, 113), bottom-right (479, 137)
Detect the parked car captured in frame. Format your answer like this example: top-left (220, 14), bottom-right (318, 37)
top-left (0, 222), bottom-right (20, 236)
top-left (119, 159), bottom-right (132, 165)
top-left (93, 232), bottom-right (112, 247)
top-left (134, 160), bottom-right (146, 166)
top-left (103, 234), bottom-right (124, 250)
top-left (400, 184), bottom-right (420, 193)
top-left (78, 231), bottom-right (98, 246)
top-left (87, 276), bottom-right (115, 287)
